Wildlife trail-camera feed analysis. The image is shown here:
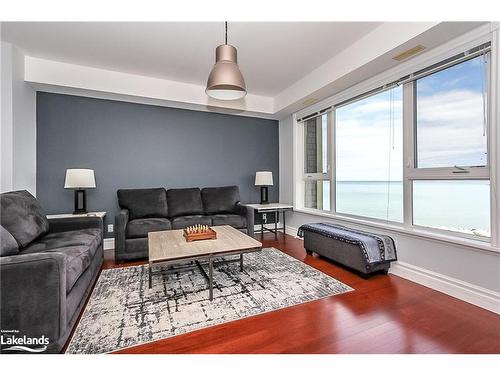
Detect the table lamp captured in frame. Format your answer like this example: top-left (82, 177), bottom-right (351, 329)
top-left (255, 171), bottom-right (273, 204)
top-left (64, 169), bottom-right (96, 214)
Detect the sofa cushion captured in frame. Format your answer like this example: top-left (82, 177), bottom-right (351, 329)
top-left (126, 218), bottom-right (172, 238)
top-left (171, 215), bottom-right (212, 230)
top-left (117, 188), bottom-right (168, 220)
top-left (1, 225), bottom-right (19, 256)
top-left (167, 188), bottom-right (204, 217)
top-left (48, 245), bottom-right (92, 293)
top-left (201, 186), bottom-right (240, 214)
top-left (210, 214), bottom-right (247, 229)
top-left (0, 190), bottom-right (49, 247)
top-left (21, 228), bottom-right (102, 258)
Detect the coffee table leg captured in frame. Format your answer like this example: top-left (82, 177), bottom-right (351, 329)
top-left (209, 258), bottom-right (214, 301)
top-left (261, 213), bottom-right (264, 240)
top-left (149, 262), bottom-right (152, 289)
top-left (240, 253), bottom-right (244, 271)
top-left (274, 210), bottom-right (278, 240)
top-left (283, 210), bottom-right (286, 236)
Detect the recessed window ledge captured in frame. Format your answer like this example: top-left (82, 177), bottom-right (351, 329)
top-left (294, 207), bottom-right (500, 256)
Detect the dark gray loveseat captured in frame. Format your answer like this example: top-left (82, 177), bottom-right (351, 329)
top-left (0, 190), bottom-right (103, 353)
top-left (115, 186), bottom-right (254, 262)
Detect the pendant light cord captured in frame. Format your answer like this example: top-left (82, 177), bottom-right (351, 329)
top-left (225, 21), bottom-right (228, 44)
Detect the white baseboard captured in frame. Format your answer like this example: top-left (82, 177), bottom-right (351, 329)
top-left (103, 238), bottom-right (114, 251)
top-left (253, 222), bottom-right (283, 232)
top-left (285, 225), bottom-right (300, 237)
top-left (285, 224), bottom-right (499, 314)
top-left (389, 261), bottom-right (500, 314)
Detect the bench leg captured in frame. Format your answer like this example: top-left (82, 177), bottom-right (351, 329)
top-left (360, 272), bottom-right (372, 280)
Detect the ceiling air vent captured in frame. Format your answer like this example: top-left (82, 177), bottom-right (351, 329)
top-left (302, 98), bottom-right (318, 106)
top-left (393, 45), bottom-right (426, 61)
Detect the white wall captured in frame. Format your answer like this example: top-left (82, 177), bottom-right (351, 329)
top-left (0, 41), bottom-right (36, 194)
top-left (279, 116), bottom-right (500, 313)
top-left (1, 42), bottom-right (14, 192)
top-left (278, 115), bottom-right (294, 204)
top-left (11, 45), bottom-right (36, 193)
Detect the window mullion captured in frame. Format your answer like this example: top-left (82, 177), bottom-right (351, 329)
top-left (294, 117), bottom-right (305, 210)
top-left (330, 111), bottom-right (336, 214)
top-left (403, 82), bottom-right (415, 228)
top-left (489, 30), bottom-right (499, 246)
top-left (407, 167), bottom-right (490, 180)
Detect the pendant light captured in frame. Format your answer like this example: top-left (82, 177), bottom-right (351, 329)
top-left (206, 22), bottom-right (247, 100)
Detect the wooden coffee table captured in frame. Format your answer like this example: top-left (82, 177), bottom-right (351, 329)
top-left (148, 225), bottom-right (262, 300)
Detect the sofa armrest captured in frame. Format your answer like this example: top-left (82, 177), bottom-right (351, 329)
top-left (48, 216), bottom-right (103, 233)
top-left (235, 203), bottom-right (254, 237)
top-left (0, 252), bottom-right (67, 351)
top-left (114, 209), bottom-right (129, 262)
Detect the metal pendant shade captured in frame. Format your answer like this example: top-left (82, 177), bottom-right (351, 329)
top-left (206, 23), bottom-right (247, 100)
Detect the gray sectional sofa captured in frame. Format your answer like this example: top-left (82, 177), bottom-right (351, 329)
top-left (115, 185), bottom-right (254, 262)
top-left (0, 190), bottom-right (103, 353)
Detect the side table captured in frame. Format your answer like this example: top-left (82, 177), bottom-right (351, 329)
top-left (245, 203), bottom-right (293, 240)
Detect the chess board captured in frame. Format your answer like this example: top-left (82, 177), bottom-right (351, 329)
top-left (183, 224), bottom-right (217, 242)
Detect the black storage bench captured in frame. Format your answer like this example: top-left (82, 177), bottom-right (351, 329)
top-left (297, 222), bottom-right (397, 278)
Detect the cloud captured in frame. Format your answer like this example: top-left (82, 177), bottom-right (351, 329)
top-left (416, 89), bottom-right (487, 167)
top-left (336, 89), bottom-right (403, 181)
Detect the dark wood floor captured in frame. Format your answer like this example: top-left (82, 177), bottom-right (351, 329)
top-left (98, 233), bottom-right (500, 354)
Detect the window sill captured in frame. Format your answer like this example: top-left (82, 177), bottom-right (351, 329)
top-left (293, 207), bottom-right (500, 255)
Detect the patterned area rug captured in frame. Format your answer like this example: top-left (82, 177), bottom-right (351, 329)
top-left (66, 248), bottom-right (353, 354)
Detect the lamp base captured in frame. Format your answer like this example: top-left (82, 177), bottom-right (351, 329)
top-left (260, 186), bottom-right (269, 205)
top-left (73, 189), bottom-right (87, 215)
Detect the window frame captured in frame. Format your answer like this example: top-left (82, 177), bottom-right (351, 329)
top-left (407, 52), bottom-right (491, 181)
top-left (405, 54), bottom-right (491, 239)
top-left (297, 111), bottom-right (333, 212)
top-left (334, 85), bottom-right (404, 224)
top-left (293, 34), bottom-right (496, 246)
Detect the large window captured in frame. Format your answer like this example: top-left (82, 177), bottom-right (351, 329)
top-left (296, 43), bottom-right (492, 241)
top-left (410, 53), bottom-right (490, 237)
top-left (336, 87), bottom-right (403, 222)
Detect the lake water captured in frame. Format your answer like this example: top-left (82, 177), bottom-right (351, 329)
top-left (332, 180), bottom-right (490, 237)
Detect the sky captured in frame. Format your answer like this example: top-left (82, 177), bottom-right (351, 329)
top-left (335, 86), bottom-right (403, 181)
top-left (416, 55), bottom-right (488, 168)
top-left (333, 54), bottom-right (488, 181)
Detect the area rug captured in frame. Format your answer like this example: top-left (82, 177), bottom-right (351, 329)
top-left (66, 248), bottom-right (353, 354)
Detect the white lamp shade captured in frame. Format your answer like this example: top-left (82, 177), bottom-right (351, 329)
top-left (64, 169), bottom-right (96, 189)
top-left (255, 171), bottom-right (273, 186)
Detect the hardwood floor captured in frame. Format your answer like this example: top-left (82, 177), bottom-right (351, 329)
top-left (98, 233), bottom-right (500, 354)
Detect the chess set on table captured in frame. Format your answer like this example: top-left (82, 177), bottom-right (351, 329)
top-left (183, 224), bottom-right (217, 242)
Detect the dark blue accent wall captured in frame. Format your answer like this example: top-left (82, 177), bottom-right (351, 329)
top-left (36, 92), bottom-right (279, 238)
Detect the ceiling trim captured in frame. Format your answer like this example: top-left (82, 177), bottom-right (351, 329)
top-left (24, 56), bottom-right (276, 116)
top-left (273, 22), bottom-right (439, 115)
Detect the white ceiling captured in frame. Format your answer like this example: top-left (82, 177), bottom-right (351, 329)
top-left (1, 22), bottom-right (382, 96)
